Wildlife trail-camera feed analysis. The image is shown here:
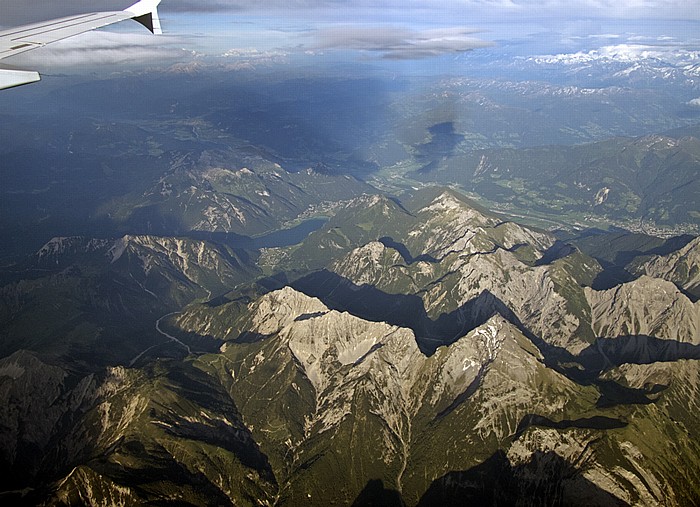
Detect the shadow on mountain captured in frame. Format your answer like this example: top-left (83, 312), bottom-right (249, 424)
top-left (573, 335), bottom-right (700, 406)
top-left (543, 334), bottom-right (700, 407)
top-left (187, 218), bottom-right (328, 250)
top-left (679, 286), bottom-right (699, 303)
top-left (590, 263), bottom-right (636, 290)
top-left (417, 450), bottom-right (629, 507)
top-left (352, 479), bottom-right (406, 507)
top-left (158, 362), bottom-right (277, 483)
top-left (535, 240), bottom-right (579, 266)
top-left (594, 380), bottom-right (667, 408)
top-left (575, 232), bottom-right (696, 291)
top-left (290, 269), bottom-right (529, 355)
top-left (435, 363), bottom-right (489, 420)
top-left (578, 335), bottom-right (700, 372)
top-left (645, 234), bottom-right (695, 258)
top-left (87, 441), bottom-right (237, 505)
top-left (378, 237), bottom-right (438, 264)
top-left (513, 414), bottom-right (627, 439)
top-left (252, 270), bottom-right (695, 407)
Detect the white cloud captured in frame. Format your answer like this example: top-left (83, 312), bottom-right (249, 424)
top-left (310, 26), bottom-right (493, 59)
top-left (221, 48), bottom-right (287, 58)
top-left (1, 0), bottom-right (698, 69)
top-left (689, 98), bottom-right (700, 107)
top-left (3, 31), bottom-right (190, 70)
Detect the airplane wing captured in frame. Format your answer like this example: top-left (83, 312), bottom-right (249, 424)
top-left (0, 0), bottom-right (162, 90)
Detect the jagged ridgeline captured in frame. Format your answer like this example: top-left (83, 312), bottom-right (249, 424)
top-left (1, 189), bottom-right (699, 505)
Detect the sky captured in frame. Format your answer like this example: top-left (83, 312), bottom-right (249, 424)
top-left (1, 0), bottom-right (699, 74)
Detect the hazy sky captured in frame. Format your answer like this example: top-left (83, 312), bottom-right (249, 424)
top-left (3, 0), bottom-right (699, 24)
top-left (1, 0), bottom-right (699, 72)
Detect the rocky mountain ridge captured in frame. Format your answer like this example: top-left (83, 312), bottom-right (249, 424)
top-left (0, 234), bottom-right (259, 367)
top-left (1, 188), bottom-right (699, 505)
top-left (166, 189), bottom-right (700, 505)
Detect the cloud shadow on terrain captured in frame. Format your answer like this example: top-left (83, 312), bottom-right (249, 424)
top-left (203, 76), bottom-right (396, 176)
top-left (413, 122), bottom-right (465, 175)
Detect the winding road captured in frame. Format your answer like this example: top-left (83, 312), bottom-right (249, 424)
top-left (128, 312), bottom-right (190, 366)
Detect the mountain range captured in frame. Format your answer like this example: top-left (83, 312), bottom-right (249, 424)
top-left (1, 54), bottom-right (699, 506)
top-left (2, 188), bottom-right (698, 505)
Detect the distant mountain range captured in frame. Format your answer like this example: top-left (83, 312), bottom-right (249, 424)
top-left (523, 44), bottom-right (700, 89)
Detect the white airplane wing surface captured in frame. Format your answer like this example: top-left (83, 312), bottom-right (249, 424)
top-left (0, 0), bottom-right (162, 90)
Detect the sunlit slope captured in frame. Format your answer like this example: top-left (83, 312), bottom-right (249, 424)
top-left (166, 189), bottom-right (700, 505)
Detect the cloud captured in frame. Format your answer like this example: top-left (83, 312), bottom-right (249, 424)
top-left (3, 31), bottom-right (190, 70)
top-left (309, 26), bottom-right (493, 59)
top-left (1, 0), bottom-right (698, 70)
top-left (689, 98), bottom-right (700, 107)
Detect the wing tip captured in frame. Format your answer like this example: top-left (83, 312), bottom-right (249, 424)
top-left (0, 68), bottom-right (41, 90)
top-left (124, 0), bottom-right (162, 17)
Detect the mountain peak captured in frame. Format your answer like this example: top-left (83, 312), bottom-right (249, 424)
top-left (249, 286), bottom-right (328, 336)
top-left (586, 276), bottom-right (699, 344)
top-left (410, 187), bottom-right (496, 220)
top-left (37, 236), bottom-right (109, 262)
top-left (629, 237), bottom-right (700, 299)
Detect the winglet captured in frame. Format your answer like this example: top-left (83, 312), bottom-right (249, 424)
top-left (125, 0), bottom-right (162, 35)
top-left (0, 0), bottom-right (163, 90)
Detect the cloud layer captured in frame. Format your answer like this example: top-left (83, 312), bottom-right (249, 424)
top-left (3, 31), bottom-right (189, 70)
top-left (1, 0), bottom-right (698, 72)
top-left (311, 26), bottom-right (493, 59)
